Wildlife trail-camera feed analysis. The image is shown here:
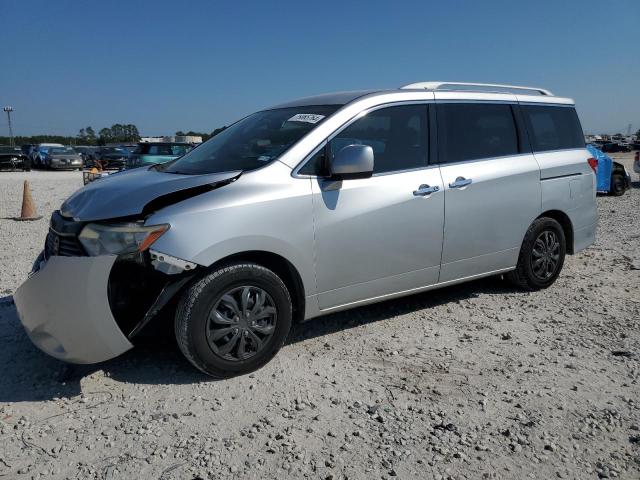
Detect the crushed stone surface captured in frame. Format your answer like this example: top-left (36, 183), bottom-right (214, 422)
top-left (0, 154), bottom-right (638, 479)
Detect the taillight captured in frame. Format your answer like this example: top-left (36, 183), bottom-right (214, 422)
top-left (587, 158), bottom-right (598, 173)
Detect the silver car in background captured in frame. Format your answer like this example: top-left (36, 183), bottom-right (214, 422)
top-left (40, 145), bottom-right (84, 170)
top-left (14, 82), bottom-right (597, 378)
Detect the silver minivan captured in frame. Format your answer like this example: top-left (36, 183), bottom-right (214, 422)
top-left (15, 82), bottom-right (597, 378)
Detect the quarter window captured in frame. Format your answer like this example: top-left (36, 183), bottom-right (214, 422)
top-left (521, 105), bottom-right (584, 152)
top-left (437, 103), bottom-right (520, 163)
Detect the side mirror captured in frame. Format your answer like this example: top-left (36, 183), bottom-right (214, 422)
top-left (330, 144), bottom-right (374, 180)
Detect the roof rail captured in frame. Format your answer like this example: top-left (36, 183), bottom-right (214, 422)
top-left (400, 81), bottom-right (553, 96)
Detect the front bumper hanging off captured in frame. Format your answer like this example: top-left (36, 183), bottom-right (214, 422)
top-left (14, 255), bottom-right (134, 364)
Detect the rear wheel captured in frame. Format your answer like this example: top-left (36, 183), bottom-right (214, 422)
top-left (610, 173), bottom-right (626, 196)
top-left (175, 263), bottom-right (292, 378)
top-left (507, 217), bottom-right (566, 291)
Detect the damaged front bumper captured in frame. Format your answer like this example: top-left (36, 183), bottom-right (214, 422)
top-left (14, 255), bottom-right (133, 364)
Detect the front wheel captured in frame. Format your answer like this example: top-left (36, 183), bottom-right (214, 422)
top-left (175, 263), bottom-right (292, 378)
top-left (507, 217), bottom-right (566, 291)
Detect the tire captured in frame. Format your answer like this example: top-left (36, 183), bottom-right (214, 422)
top-left (175, 262), bottom-right (292, 378)
top-left (507, 217), bottom-right (566, 291)
top-left (609, 174), bottom-right (626, 196)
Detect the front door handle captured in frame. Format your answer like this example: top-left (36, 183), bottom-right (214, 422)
top-left (413, 184), bottom-right (440, 196)
top-left (449, 176), bottom-right (472, 188)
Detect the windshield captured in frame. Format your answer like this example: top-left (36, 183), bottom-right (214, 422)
top-left (162, 105), bottom-right (339, 174)
top-left (50, 147), bottom-right (77, 155)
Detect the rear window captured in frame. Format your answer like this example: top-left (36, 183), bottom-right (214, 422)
top-left (135, 144), bottom-right (191, 156)
top-left (437, 103), bottom-right (520, 163)
top-left (50, 147), bottom-right (77, 155)
top-left (521, 105), bottom-right (584, 152)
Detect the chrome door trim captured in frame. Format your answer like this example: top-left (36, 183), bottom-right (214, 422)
top-left (413, 184), bottom-right (440, 196)
top-left (449, 177), bottom-right (473, 188)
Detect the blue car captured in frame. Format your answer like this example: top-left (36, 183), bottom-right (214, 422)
top-left (586, 144), bottom-right (630, 196)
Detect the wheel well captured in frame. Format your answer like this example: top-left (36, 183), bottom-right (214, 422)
top-left (209, 251), bottom-right (306, 323)
top-left (538, 210), bottom-right (574, 254)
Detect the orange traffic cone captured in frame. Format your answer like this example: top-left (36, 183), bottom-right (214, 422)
top-left (14, 180), bottom-right (42, 221)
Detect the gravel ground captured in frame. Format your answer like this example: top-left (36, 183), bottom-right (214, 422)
top-left (0, 156), bottom-right (638, 480)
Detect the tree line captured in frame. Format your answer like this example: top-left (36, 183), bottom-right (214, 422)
top-left (0, 125), bottom-right (227, 146)
top-left (175, 127), bottom-right (226, 142)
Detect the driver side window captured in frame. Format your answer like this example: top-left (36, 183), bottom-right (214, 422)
top-left (298, 104), bottom-right (429, 176)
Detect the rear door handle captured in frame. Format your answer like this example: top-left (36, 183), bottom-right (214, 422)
top-left (413, 184), bottom-right (440, 196)
top-left (449, 176), bottom-right (472, 188)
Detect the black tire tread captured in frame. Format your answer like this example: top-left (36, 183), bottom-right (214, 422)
top-left (175, 262), bottom-right (291, 379)
top-left (507, 217), bottom-right (565, 291)
top-left (609, 174), bottom-right (626, 197)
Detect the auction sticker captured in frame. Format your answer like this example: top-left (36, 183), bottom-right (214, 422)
top-left (287, 113), bottom-right (325, 124)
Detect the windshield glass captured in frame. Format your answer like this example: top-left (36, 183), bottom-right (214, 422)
top-left (162, 105), bottom-right (339, 174)
top-left (50, 147), bottom-right (77, 155)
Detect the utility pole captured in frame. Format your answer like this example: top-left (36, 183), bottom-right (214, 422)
top-left (3, 106), bottom-right (14, 146)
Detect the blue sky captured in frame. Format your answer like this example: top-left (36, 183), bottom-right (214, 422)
top-left (1, 0), bottom-right (638, 136)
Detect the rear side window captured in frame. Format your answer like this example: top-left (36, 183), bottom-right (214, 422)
top-left (437, 103), bottom-right (520, 163)
top-left (521, 105), bottom-right (584, 152)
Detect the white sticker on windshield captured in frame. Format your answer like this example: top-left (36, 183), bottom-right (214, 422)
top-left (257, 155), bottom-right (271, 162)
top-left (287, 113), bottom-right (325, 124)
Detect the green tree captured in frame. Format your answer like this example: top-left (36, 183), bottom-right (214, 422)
top-left (98, 128), bottom-right (112, 145)
top-left (126, 124), bottom-right (140, 142)
top-left (86, 126), bottom-right (96, 144)
top-left (211, 126), bottom-right (227, 138)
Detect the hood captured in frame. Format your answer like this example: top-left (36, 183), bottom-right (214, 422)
top-left (61, 167), bottom-right (241, 221)
top-left (50, 154), bottom-right (81, 159)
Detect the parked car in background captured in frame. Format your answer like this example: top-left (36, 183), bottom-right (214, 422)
top-left (20, 144), bottom-right (36, 158)
top-left (91, 146), bottom-right (130, 170)
top-left (73, 146), bottom-right (99, 165)
top-left (600, 142), bottom-right (630, 153)
top-left (41, 146), bottom-right (84, 170)
top-left (14, 81), bottom-right (597, 378)
top-left (586, 144), bottom-right (631, 196)
top-left (119, 144), bottom-right (138, 154)
top-left (30, 143), bottom-right (64, 168)
top-left (0, 145), bottom-right (31, 171)
top-left (126, 142), bottom-right (193, 169)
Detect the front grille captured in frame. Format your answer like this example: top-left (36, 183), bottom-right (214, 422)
top-left (44, 230), bottom-right (85, 258)
top-left (43, 211), bottom-right (86, 258)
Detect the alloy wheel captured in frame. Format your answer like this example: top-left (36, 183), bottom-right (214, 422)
top-left (531, 230), bottom-right (560, 280)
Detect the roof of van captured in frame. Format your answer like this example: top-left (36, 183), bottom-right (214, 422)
top-left (270, 82), bottom-right (573, 109)
top-left (270, 90), bottom-right (380, 109)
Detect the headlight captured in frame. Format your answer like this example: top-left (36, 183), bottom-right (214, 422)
top-left (79, 222), bottom-right (169, 256)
